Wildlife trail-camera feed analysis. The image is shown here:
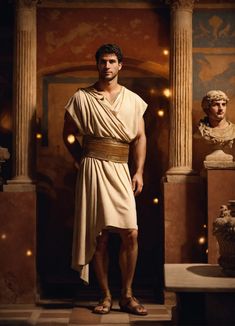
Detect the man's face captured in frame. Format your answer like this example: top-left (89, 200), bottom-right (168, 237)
top-left (208, 100), bottom-right (227, 122)
top-left (97, 53), bottom-right (122, 81)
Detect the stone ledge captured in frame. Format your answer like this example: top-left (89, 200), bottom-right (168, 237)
top-left (164, 264), bottom-right (235, 293)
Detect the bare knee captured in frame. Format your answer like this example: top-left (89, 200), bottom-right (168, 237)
top-left (121, 229), bottom-right (138, 249)
top-left (95, 231), bottom-right (109, 253)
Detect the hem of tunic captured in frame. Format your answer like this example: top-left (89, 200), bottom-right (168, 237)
top-left (71, 224), bottom-right (138, 284)
top-left (103, 225), bottom-right (138, 232)
top-left (71, 262), bottom-right (89, 285)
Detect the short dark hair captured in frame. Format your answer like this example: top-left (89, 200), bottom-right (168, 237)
top-left (95, 44), bottom-right (123, 63)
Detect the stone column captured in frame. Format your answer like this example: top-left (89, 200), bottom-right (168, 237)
top-left (167, 0), bottom-right (194, 175)
top-left (5, 0), bottom-right (37, 191)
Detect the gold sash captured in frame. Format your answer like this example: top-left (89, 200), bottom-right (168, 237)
top-left (83, 136), bottom-right (129, 163)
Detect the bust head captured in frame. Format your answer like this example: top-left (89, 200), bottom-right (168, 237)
top-left (196, 90), bottom-right (235, 151)
top-left (201, 90), bottom-right (229, 124)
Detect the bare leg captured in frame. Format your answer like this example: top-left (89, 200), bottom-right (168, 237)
top-left (92, 230), bottom-right (112, 314)
top-left (119, 229), bottom-right (147, 315)
top-left (119, 229), bottom-right (138, 296)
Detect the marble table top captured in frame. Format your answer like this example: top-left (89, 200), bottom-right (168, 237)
top-left (164, 264), bottom-right (235, 292)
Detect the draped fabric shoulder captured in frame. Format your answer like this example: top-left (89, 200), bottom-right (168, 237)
top-left (65, 86), bottom-right (147, 284)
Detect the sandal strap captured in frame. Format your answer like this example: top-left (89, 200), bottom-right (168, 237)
top-left (98, 297), bottom-right (112, 305)
top-left (120, 296), bottom-right (139, 306)
top-left (93, 297), bottom-right (112, 314)
top-left (119, 296), bottom-right (148, 316)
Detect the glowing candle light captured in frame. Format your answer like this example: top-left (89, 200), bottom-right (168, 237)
top-left (26, 250), bottom-right (32, 257)
top-left (1, 234), bottom-right (6, 240)
top-left (36, 133), bottom-right (42, 139)
top-left (163, 88), bottom-right (171, 98)
top-left (163, 49), bottom-right (169, 55)
top-left (198, 237), bottom-right (206, 245)
top-left (150, 88), bottom-right (157, 95)
top-left (157, 109), bottom-right (164, 117)
top-left (153, 198), bottom-right (159, 205)
top-left (67, 134), bottom-right (75, 144)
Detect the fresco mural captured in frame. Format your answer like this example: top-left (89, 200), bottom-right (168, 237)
top-left (37, 8), bottom-right (169, 73)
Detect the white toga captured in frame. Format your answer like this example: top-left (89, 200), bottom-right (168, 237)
top-left (65, 86), bottom-right (147, 283)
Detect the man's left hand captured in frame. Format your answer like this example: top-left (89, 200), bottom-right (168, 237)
top-left (132, 172), bottom-right (143, 196)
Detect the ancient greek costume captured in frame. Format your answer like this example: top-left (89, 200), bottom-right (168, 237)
top-left (65, 86), bottom-right (147, 283)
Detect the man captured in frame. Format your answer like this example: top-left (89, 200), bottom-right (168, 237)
top-left (196, 90), bottom-right (235, 147)
top-left (63, 44), bottom-right (148, 315)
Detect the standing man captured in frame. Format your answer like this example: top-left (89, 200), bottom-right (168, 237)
top-left (63, 44), bottom-right (148, 316)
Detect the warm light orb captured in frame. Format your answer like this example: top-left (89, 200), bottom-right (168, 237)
top-left (198, 237), bottom-right (206, 245)
top-left (36, 133), bottom-right (42, 139)
top-left (26, 250), bottom-right (32, 257)
top-left (203, 224), bottom-right (207, 229)
top-left (153, 198), bottom-right (159, 205)
top-left (1, 234), bottom-right (6, 240)
top-left (67, 134), bottom-right (75, 144)
top-left (163, 49), bottom-right (169, 56)
top-left (150, 88), bottom-right (157, 95)
top-left (163, 88), bottom-right (171, 98)
top-left (157, 109), bottom-right (164, 117)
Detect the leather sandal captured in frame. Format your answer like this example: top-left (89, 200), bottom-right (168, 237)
top-left (93, 296), bottom-right (112, 314)
top-left (119, 296), bottom-right (148, 316)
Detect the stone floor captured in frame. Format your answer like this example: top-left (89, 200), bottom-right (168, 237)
top-left (0, 296), bottom-right (174, 326)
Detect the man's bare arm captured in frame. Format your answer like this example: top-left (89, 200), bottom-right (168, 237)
top-left (131, 117), bottom-right (146, 196)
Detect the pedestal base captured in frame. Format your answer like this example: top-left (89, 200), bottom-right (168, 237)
top-left (165, 264), bottom-right (235, 325)
top-left (0, 192), bottom-right (36, 303)
top-left (206, 169), bottom-right (235, 263)
top-left (163, 176), bottom-right (205, 263)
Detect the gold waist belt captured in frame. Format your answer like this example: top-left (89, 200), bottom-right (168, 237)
top-left (83, 136), bottom-right (129, 163)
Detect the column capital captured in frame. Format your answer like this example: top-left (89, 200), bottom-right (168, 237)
top-left (16, 0), bottom-right (38, 8)
top-left (167, 0), bottom-right (195, 11)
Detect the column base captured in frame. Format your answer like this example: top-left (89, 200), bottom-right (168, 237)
top-left (166, 166), bottom-right (196, 175)
top-left (4, 177), bottom-right (36, 192)
top-left (166, 167), bottom-right (197, 183)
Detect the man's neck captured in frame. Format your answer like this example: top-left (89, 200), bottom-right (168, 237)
top-left (209, 118), bottom-right (229, 129)
top-left (95, 79), bottom-right (121, 93)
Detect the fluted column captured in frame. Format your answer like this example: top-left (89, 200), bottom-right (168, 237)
top-left (167, 0), bottom-right (194, 175)
top-left (6, 0), bottom-right (37, 190)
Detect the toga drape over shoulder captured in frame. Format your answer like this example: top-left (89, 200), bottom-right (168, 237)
top-left (65, 86), bottom-right (147, 283)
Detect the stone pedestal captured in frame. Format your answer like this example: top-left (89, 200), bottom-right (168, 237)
top-left (204, 149), bottom-right (235, 170)
top-left (163, 175), bottom-right (205, 263)
top-left (0, 192), bottom-right (36, 303)
top-left (206, 169), bottom-right (235, 263)
top-left (164, 263), bottom-right (235, 325)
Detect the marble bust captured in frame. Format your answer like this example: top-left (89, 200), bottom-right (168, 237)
top-left (195, 90), bottom-right (235, 167)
